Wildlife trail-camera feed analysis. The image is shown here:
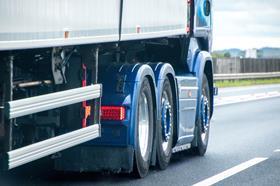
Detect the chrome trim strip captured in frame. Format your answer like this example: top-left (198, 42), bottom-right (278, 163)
top-left (172, 143), bottom-right (191, 153)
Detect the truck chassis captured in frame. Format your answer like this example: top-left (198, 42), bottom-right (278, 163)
top-left (0, 0), bottom-right (214, 177)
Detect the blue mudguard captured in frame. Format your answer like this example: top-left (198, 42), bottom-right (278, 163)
top-left (193, 51), bottom-right (214, 119)
top-left (91, 63), bottom-right (156, 147)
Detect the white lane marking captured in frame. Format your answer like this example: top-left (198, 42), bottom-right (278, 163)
top-left (274, 149), bottom-right (280, 153)
top-left (268, 91), bottom-right (279, 96)
top-left (215, 91), bottom-right (280, 106)
top-left (193, 157), bottom-right (268, 186)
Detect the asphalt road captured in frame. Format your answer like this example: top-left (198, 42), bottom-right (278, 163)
top-left (1, 84), bottom-right (280, 186)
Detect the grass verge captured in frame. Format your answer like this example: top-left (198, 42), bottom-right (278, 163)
top-left (214, 78), bottom-right (280, 88)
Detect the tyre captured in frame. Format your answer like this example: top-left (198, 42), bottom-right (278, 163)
top-left (133, 77), bottom-right (154, 178)
top-left (156, 78), bottom-right (174, 170)
top-left (192, 74), bottom-right (211, 156)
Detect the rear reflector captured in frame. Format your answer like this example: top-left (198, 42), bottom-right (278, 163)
top-left (101, 106), bottom-right (126, 121)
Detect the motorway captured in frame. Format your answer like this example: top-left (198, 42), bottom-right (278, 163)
top-left (1, 84), bottom-right (280, 186)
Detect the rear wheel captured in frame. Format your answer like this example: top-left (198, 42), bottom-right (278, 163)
top-left (192, 74), bottom-right (211, 156)
top-left (133, 77), bottom-right (154, 178)
top-left (156, 78), bottom-right (174, 170)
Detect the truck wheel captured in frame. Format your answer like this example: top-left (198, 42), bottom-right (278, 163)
top-left (133, 77), bottom-right (154, 178)
top-left (156, 78), bottom-right (174, 170)
top-left (192, 74), bottom-right (211, 156)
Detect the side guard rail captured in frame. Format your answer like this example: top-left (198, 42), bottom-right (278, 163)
top-left (6, 84), bottom-right (101, 119)
top-left (3, 84), bottom-right (102, 170)
top-left (7, 124), bottom-right (100, 169)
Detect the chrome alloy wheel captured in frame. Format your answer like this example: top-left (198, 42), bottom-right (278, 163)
top-left (138, 92), bottom-right (150, 161)
top-left (161, 91), bottom-right (172, 155)
top-left (200, 95), bottom-right (210, 144)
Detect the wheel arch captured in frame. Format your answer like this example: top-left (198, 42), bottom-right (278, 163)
top-left (149, 63), bottom-right (178, 149)
top-left (125, 64), bottom-right (157, 149)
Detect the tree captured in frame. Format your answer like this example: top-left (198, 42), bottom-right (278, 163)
top-left (211, 52), bottom-right (224, 58)
top-left (224, 52), bottom-right (231, 58)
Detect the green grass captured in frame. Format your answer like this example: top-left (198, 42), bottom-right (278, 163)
top-left (215, 78), bottom-right (280, 88)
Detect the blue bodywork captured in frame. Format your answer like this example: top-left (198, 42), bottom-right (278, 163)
top-left (187, 37), bottom-right (214, 118)
top-left (93, 63), bottom-right (178, 146)
top-left (93, 43), bottom-right (213, 144)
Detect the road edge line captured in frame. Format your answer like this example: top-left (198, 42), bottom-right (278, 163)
top-left (192, 157), bottom-right (268, 186)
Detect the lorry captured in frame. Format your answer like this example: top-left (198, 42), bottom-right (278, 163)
top-left (0, 0), bottom-right (214, 178)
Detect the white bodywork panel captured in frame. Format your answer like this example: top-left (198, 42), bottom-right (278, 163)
top-left (0, 0), bottom-right (188, 51)
top-left (0, 0), bottom-right (121, 50)
top-left (121, 0), bottom-right (188, 41)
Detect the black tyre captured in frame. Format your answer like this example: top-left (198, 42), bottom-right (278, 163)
top-left (156, 78), bottom-right (174, 170)
top-left (192, 74), bottom-right (211, 156)
top-left (133, 77), bottom-right (154, 178)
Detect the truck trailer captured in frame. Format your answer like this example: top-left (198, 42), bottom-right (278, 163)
top-left (0, 0), bottom-right (214, 177)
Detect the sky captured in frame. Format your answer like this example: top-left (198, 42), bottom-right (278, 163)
top-left (212, 0), bottom-right (280, 50)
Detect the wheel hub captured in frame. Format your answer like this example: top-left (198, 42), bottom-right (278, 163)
top-left (200, 95), bottom-right (210, 141)
top-left (161, 100), bottom-right (172, 142)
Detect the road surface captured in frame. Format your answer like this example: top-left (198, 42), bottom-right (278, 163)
top-left (1, 84), bottom-right (280, 186)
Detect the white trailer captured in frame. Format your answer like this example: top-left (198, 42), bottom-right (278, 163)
top-left (0, 0), bottom-right (188, 50)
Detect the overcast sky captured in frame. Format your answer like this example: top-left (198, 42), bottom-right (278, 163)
top-left (212, 0), bottom-right (280, 50)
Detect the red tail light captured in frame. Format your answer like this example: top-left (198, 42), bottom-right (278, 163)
top-left (101, 106), bottom-right (126, 121)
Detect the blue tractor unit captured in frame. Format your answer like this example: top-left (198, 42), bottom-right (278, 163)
top-left (0, 0), bottom-right (214, 177)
